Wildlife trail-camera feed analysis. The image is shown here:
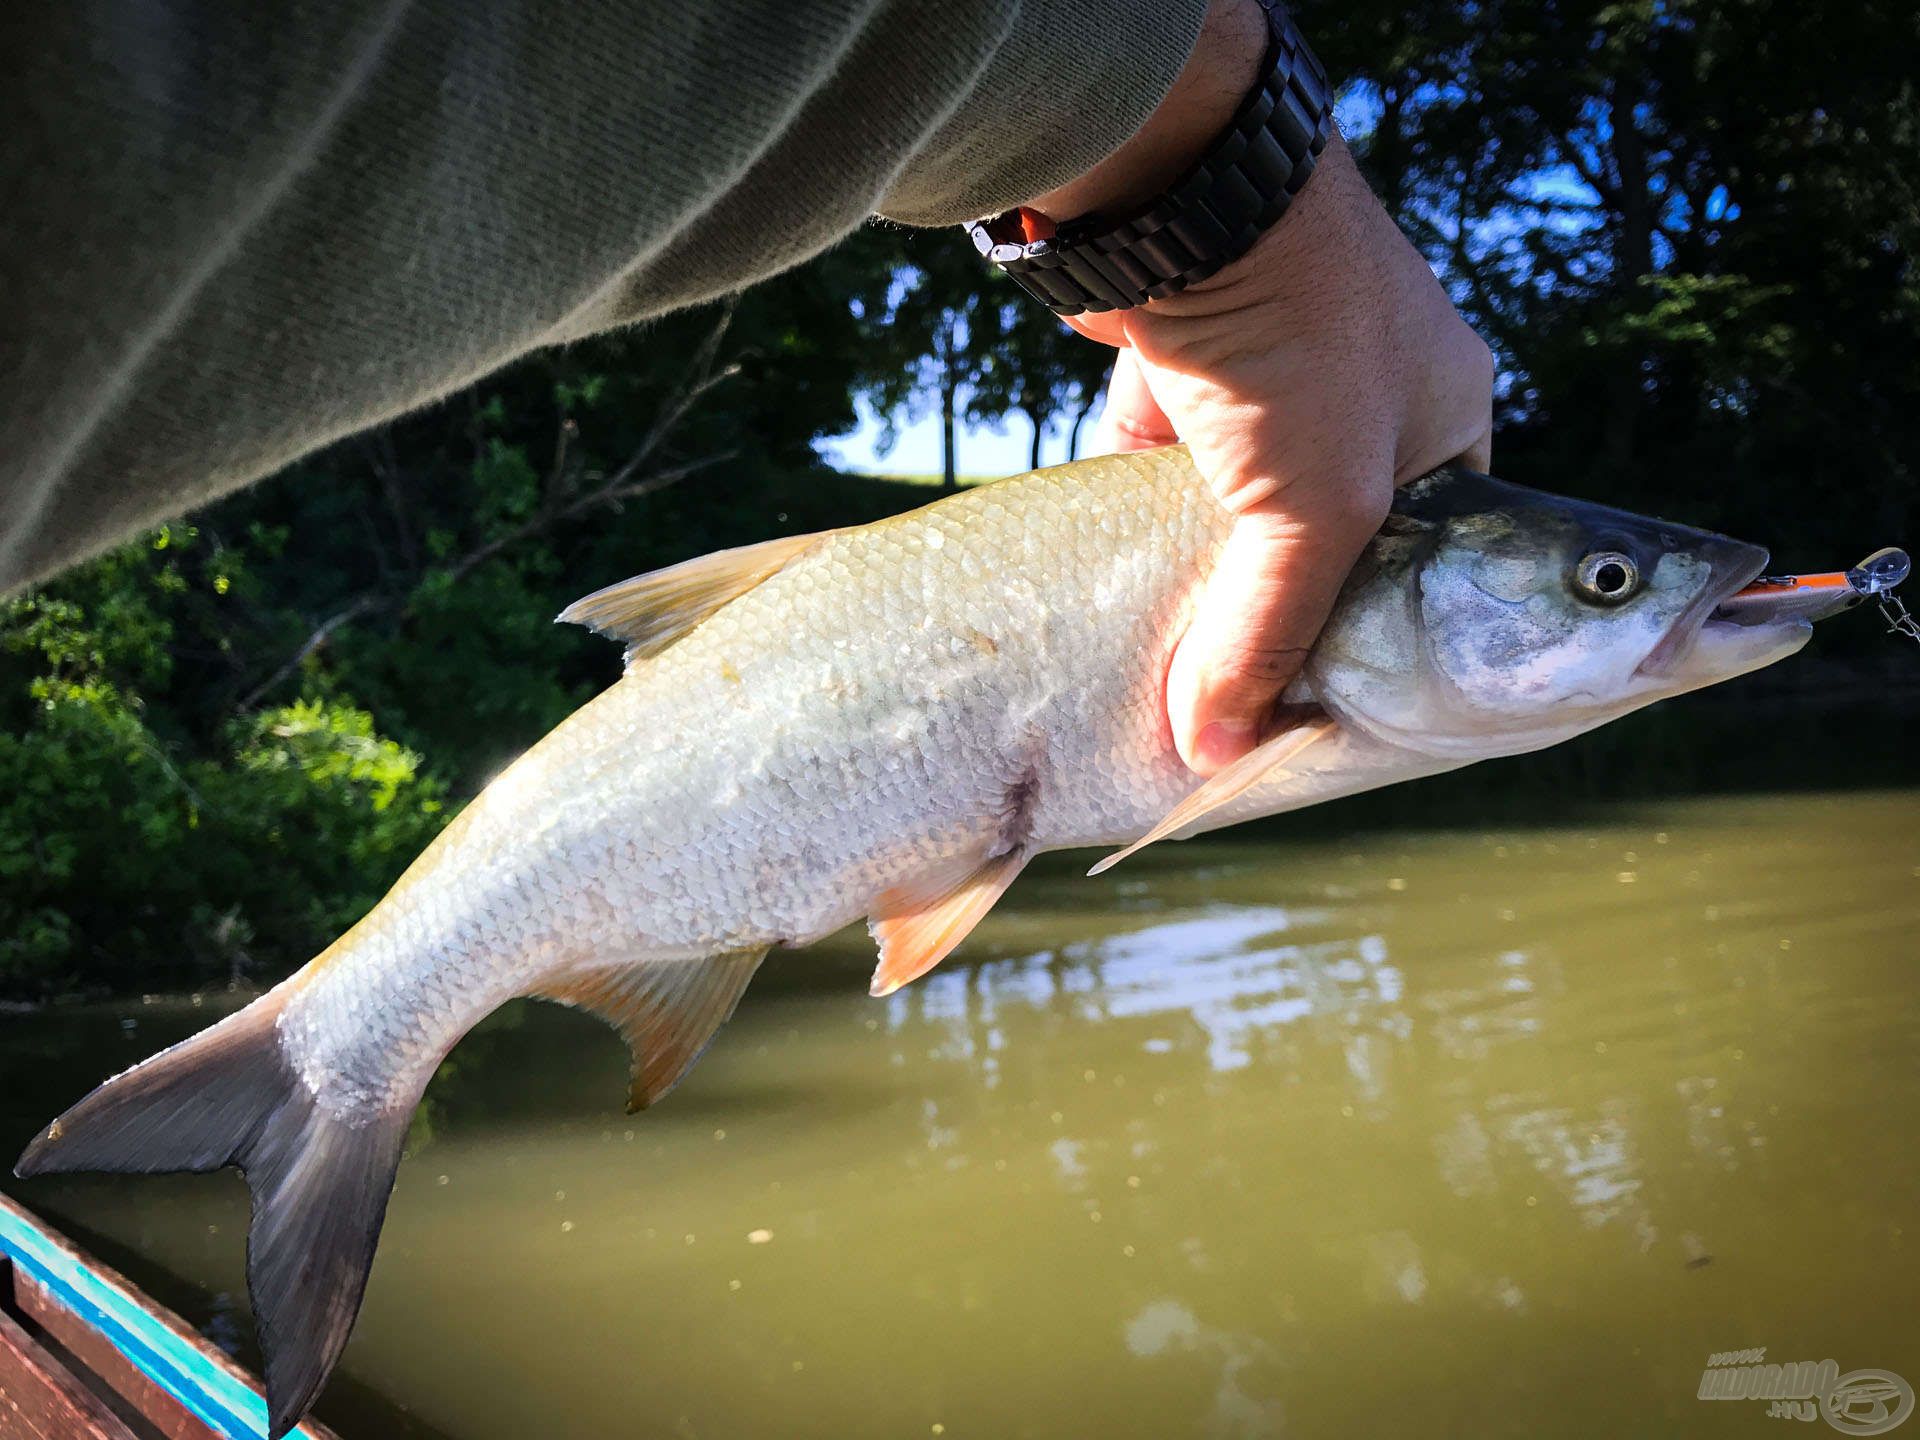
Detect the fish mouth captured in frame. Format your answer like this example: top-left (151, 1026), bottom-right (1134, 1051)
top-left (1636, 540), bottom-right (1772, 678)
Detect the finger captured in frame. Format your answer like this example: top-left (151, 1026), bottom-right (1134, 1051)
top-left (1389, 409), bottom-right (1493, 485)
top-left (1391, 326), bottom-right (1495, 482)
top-left (1061, 311), bottom-right (1130, 349)
top-left (1462, 423), bottom-right (1493, 473)
top-left (1096, 349), bottom-right (1180, 454)
top-left (1166, 477), bottom-right (1387, 774)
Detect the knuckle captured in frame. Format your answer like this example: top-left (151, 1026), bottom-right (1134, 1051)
top-left (1330, 473), bottom-right (1395, 528)
top-left (1211, 640), bottom-right (1310, 689)
top-left (1234, 466), bottom-right (1392, 537)
top-left (1291, 474), bottom-right (1393, 540)
top-left (1444, 322), bottom-right (1496, 395)
top-left (1109, 412), bottom-right (1176, 448)
top-left (1466, 331), bottom-right (1495, 384)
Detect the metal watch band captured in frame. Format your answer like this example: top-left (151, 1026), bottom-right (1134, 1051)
top-left (966, 0), bottom-right (1334, 316)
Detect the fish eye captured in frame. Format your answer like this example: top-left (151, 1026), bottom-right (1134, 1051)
top-left (1573, 550), bottom-right (1640, 605)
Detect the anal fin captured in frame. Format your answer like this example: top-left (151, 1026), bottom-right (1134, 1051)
top-left (869, 849), bottom-right (1028, 997)
top-left (537, 949), bottom-right (768, 1111)
top-left (1090, 715), bottom-right (1338, 875)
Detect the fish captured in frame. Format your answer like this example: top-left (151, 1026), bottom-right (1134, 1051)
top-left (16, 446), bottom-right (1822, 1436)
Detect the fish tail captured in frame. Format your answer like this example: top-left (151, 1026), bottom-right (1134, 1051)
top-left (14, 986), bottom-right (409, 1439)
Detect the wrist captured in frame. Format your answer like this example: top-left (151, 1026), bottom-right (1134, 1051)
top-left (1129, 129), bottom-right (1366, 322)
top-left (969, 0), bottom-right (1334, 317)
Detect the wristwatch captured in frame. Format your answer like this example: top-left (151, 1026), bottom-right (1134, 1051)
top-left (965, 0), bottom-right (1334, 316)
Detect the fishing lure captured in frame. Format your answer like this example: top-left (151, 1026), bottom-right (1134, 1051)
top-left (1719, 547), bottom-right (1917, 643)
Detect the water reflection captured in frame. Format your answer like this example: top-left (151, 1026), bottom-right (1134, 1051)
top-left (1123, 1297), bottom-right (1284, 1439)
top-left (879, 892), bottom-right (1660, 1236)
top-left (3, 791), bottom-right (1917, 1440)
top-left (890, 905), bottom-right (1384, 1071)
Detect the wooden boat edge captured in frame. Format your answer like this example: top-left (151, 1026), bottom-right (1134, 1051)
top-left (0, 1191), bottom-right (342, 1439)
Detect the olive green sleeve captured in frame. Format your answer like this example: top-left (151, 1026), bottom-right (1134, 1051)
top-left (0, 0), bottom-right (1207, 591)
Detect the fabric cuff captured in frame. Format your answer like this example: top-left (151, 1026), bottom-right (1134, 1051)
top-left (877, 0), bottom-right (1211, 227)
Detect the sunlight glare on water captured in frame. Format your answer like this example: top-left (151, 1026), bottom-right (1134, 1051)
top-left (4, 790), bottom-right (1917, 1439)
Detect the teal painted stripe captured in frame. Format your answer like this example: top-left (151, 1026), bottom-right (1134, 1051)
top-left (0, 1202), bottom-right (322, 1439)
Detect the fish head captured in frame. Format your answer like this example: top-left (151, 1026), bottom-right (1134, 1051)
top-left (1310, 468), bottom-right (1807, 759)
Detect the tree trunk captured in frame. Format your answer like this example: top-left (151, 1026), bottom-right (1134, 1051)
top-left (940, 319), bottom-right (959, 491)
top-left (1027, 408), bottom-right (1047, 470)
top-left (940, 382), bottom-right (957, 490)
top-left (1605, 75), bottom-right (1655, 478)
top-left (1611, 80), bottom-right (1655, 285)
top-left (1067, 394), bottom-right (1098, 461)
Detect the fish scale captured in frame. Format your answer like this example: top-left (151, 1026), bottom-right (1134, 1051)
top-left (274, 451), bottom-right (1221, 1117)
top-left (20, 446), bottom-right (1831, 1439)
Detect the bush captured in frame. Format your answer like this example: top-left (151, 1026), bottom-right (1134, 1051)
top-left (0, 576), bottom-right (447, 998)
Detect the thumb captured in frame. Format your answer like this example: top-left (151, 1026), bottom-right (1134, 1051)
top-left (1166, 468), bottom-right (1389, 774)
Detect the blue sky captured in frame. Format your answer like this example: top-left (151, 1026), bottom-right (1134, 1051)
top-left (818, 392), bottom-right (1109, 479)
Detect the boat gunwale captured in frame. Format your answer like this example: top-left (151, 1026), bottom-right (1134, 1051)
top-left (0, 1192), bottom-right (341, 1440)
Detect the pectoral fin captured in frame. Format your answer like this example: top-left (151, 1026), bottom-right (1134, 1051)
top-left (868, 849), bottom-right (1028, 997)
top-left (558, 530), bottom-right (837, 667)
top-left (1089, 715), bottom-right (1338, 876)
top-left (537, 949), bottom-right (768, 1111)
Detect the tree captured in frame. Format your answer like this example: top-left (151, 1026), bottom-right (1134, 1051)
top-left (9, 0), bottom-right (1917, 999)
top-left (1303, 0), bottom-right (1917, 557)
top-left (971, 295), bottom-right (1113, 470)
top-left (848, 226), bottom-right (999, 488)
top-left (848, 223), bottom-right (1115, 481)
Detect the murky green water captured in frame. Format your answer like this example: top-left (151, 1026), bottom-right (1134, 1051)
top-left (5, 790), bottom-right (1917, 1439)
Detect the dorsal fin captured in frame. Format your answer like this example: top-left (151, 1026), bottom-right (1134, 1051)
top-left (868, 848), bottom-right (1028, 998)
top-left (557, 530), bottom-right (835, 666)
top-left (1088, 714), bottom-right (1339, 876)
top-left (535, 950), bottom-right (768, 1111)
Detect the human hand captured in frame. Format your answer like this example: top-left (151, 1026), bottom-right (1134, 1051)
top-left (1022, 1), bottom-right (1494, 775)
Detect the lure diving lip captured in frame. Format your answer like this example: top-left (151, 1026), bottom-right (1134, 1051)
top-left (1713, 546), bottom-right (1912, 625)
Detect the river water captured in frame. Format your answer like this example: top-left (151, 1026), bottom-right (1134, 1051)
top-left (4, 789), bottom-right (1916, 1439)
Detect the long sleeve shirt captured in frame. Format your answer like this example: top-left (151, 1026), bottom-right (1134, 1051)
top-left (0, 0), bottom-right (1207, 590)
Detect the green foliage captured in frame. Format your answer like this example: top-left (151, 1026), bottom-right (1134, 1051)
top-left (0, 569), bottom-right (446, 996)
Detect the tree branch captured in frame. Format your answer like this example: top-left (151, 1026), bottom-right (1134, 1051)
top-left (436, 449), bottom-right (731, 590)
top-left (235, 306), bottom-right (743, 711)
top-left (545, 411), bottom-right (578, 509)
top-left (236, 594), bottom-right (385, 711)
top-left (605, 302), bottom-right (740, 486)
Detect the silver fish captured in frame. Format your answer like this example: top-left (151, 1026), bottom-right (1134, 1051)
top-left (17, 447), bottom-right (1818, 1435)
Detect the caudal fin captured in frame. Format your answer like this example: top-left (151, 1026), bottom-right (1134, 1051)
top-left (14, 991), bottom-right (409, 1439)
